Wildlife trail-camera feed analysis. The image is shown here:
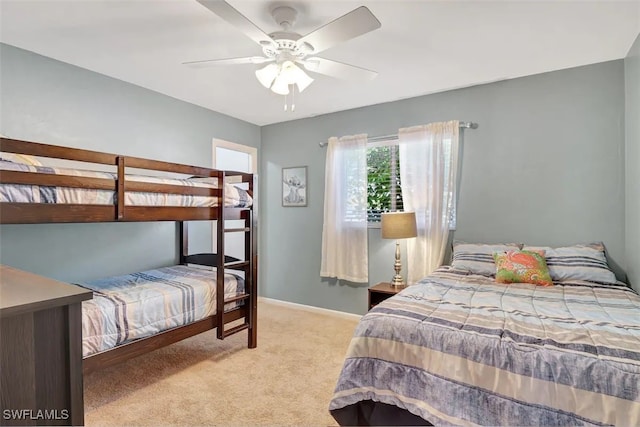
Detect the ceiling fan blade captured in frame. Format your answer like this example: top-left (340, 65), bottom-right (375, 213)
top-left (302, 57), bottom-right (377, 81)
top-left (196, 0), bottom-right (276, 48)
top-left (296, 6), bottom-right (381, 55)
top-left (183, 56), bottom-right (273, 68)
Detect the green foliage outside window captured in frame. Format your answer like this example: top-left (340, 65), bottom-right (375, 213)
top-left (367, 145), bottom-right (402, 222)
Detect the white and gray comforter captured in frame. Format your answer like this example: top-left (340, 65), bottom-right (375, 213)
top-left (330, 267), bottom-right (640, 426)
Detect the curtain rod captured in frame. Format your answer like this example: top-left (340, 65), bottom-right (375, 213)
top-left (318, 121), bottom-right (478, 147)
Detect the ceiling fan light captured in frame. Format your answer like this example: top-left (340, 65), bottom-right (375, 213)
top-left (255, 63), bottom-right (278, 89)
top-left (278, 61), bottom-right (298, 84)
top-left (271, 74), bottom-right (290, 95)
top-left (277, 61), bottom-right (314, 93)
top-left (291, 66), bottom-right (314, 92)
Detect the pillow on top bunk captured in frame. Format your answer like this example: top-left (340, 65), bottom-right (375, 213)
top-left (521, 242), bottom-right (617, 284)
top-left (0, 152), bottom-right (42, 166)
top-left (493, 249), bottom-right (553, 286)
top-left (187, 177), bottom-right (253, 207)
top-left (451, 242), bottom-right (522, 276)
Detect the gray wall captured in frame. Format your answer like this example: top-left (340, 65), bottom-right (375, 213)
top-left (626, 34), bottom-right (640, 292)
top-left (0, 43), bottom-right (261, 282)
top-left (0, 43), bottom-right (631, 311)
top-left (261, 60), bottom-right (626, 315)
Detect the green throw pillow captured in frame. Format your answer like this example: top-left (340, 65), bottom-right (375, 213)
top-left (493, 250), bottom-right (553, 287)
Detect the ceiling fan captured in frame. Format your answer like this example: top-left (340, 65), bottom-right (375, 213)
top-left (185, 0), bottom-right (381, 108)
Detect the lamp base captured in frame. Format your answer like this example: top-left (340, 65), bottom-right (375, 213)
top-left (391, 241), bottom-right (406, 288)
top-left (390, 274), bottom-right (406, 288)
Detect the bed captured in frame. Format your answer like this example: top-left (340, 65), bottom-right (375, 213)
top-left (0, 137), bottom-right (258, 374)
top-left (330, 246), bottom-right (640, 426)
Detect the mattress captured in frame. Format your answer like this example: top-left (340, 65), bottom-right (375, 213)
top-left (0, 159), bottom-right (252, 207)
top-left (330, 266), bottom-right (640, 426)
top-left (77, 265), bottom-right (245, 357)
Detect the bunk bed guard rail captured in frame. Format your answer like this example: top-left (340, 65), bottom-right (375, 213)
top-left (0, 137), bottom-right (253, 223)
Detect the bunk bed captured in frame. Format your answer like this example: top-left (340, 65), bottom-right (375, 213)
top-left (0, 137), bottom-right (258, 374)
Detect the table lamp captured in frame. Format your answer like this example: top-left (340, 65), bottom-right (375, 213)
top-left (381, 211), bottom-right (417, 287)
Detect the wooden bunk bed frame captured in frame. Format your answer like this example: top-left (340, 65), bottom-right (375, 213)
top-left (0, 137), bottom-right (258, 374)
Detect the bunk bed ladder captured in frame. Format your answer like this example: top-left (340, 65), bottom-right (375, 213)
top-left (179, 171), bottom-right (256, 345)
top-left (216, 175), bottom-right (255, 342)
top-left (218, 208), bottom-right (253, 339)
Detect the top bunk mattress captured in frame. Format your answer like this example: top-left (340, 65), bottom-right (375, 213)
top-left (0, 159), bottom-right (252, 208)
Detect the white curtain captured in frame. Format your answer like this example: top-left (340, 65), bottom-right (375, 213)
top-left (320, 134), bottom-right (369, 282)
top-left (399, 121), bottom-right (460, 284)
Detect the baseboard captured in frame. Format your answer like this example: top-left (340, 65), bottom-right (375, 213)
top-left (258, 297), bottom-right (363, 321)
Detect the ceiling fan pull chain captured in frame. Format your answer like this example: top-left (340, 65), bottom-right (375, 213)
top-left (291, 85), bottom-right (296, 112)
top-left (284, 93), bottom-right (288, 111)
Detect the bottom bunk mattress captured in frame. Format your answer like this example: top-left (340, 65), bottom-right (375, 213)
top-left (329, 267), bottom-right (640, 426)
top-left (77, 265), bottom-right (245, 357)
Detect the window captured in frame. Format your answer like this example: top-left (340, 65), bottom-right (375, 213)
top-left (367, 143), bottom-right (403, 223)
top-left (366, 140), bottom-right (456, 229)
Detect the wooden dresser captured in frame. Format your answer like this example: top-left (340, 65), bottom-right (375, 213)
top-left (0, 265), bottom-right (92, 426)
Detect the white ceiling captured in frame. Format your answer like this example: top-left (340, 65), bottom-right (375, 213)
top-left (1, 0), bottom-right (639, 126)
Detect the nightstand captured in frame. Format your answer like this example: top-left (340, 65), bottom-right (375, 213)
top-left (368, 282), bottom-right (406, 310)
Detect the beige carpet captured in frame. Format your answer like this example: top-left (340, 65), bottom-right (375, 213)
top-left (84, 300), bottom-right (360, 426)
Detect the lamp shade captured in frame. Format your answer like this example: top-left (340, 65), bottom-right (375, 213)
top-left (256, 61), bottom-right (314, 95)
top-left (255, 63), bottom-right (279, 89)
top-left (381, 212), bottom-right (417, 239)
top-left (289, 64), bottom-right (314, 92)
top-left (270, 73), bottom-right (291, 95)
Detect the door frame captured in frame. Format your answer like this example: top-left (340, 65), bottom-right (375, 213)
top-left (211, 138), bottom-right (258, 258)
top-left (212, 138), bottom-right (258, 174)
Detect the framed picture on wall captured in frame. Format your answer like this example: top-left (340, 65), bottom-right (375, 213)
top-left (282, 166), bottom-right (308, 207)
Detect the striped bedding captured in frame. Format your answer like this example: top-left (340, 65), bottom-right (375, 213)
top-left (76, 265), bottom-right (245, 357)
top-left (0, 160), bottom-right (252, 207)
top-left (330, 267), bottom-right (640, 426)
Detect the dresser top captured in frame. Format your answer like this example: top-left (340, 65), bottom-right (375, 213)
top-left (0, 265), bottom-right (92, 317)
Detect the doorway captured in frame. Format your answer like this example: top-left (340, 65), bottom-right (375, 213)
top-left (212, 139), bottom-right (257, 261)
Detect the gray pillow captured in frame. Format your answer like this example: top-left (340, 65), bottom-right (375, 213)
top-left (451, 242), bottom-right (522, 277)
top-left (522, 242), bottom-right (617, 284)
